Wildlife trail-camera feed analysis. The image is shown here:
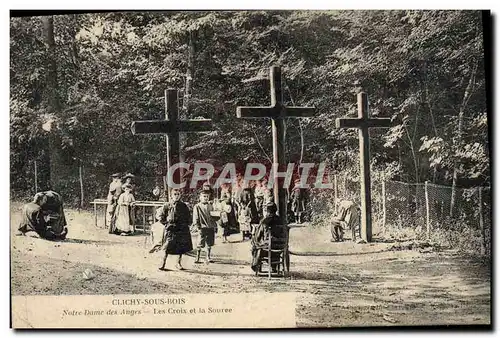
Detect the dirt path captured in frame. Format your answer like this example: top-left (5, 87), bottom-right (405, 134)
top-left (10, 205), bottom-right (490, 327)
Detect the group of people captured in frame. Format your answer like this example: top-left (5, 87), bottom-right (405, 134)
top-left (16, 171), bottom-right (360, 277)
top-left (216, 177), bottom-right (310, 240)
top-left (147, 180), bottom-right (290, 272)
top-left (17, 190), bottom-right (68, 240)
top-left (148, 187), bottom-right (233, 269)
top-left (106, 173), bottom-right (137, 236)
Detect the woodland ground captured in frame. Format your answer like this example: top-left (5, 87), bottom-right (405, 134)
top-left (10, 203), bottom-right (490, 328)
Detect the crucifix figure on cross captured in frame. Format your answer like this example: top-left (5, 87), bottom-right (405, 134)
top-left (335, 92), bottom-right (392, 242)
top-left (131, 89), bottom-right (213, 197)
top-left (236, 66), bottom-right (315, 226)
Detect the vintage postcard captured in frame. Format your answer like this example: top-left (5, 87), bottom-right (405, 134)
top-left (10, 9), bottom-right (491, 329)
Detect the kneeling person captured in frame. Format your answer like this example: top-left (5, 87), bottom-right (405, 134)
top-left (18, 191), bottom-right (68, 240)
top-left (331, 200), bottom-right (360, 242)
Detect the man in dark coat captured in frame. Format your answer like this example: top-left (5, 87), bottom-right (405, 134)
top-left (157, 189), bottom-right (193, 271)
top-left (251, 202), bottom-right (288, 273)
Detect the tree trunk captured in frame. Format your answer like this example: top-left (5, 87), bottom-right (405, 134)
top-left (183, 31), bottom-right (195, 117)
top-left (404, 121), bottom-right (420, 213)
top-left (478, 187), bottom-right (485, 255)
top-left (180, 31), bottom-right (196, 181)
top-left (298, 119), bottom-right (304, 165)
top-left (41, 16), bottom-right (60, 190)
top-left (450, 62), bottom-right (478, 217)
top-left (334, 174), bottom-right (338, 214)
top-left (449, 111), bottom-right (464, 218)
top-left (425, 81), bottom-right (440, 183)
top-left (343, 171), bottom-right (348, 199)
top-left (404, 115), bottom-right (420, 185)
top-left (43, 16), bottom-right (60, 113)
top-left (286, 87), bottom-right (304, 176)
top-left (382, 171), bottom-right (386, 230)
top-left (425, 181), bottom-right (430, 240)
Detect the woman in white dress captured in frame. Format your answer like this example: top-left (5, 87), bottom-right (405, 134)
top-left (114, 184), bottom-right (135, 235)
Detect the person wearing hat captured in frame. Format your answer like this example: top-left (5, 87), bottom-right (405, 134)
top-left (106, 173), bottom-right (123, 233)
top-left (201, 181), bottom-right (214, 203)
top-left (192, 190), bottom-right (218, 264)
top-left (122, 173), bottom-right (136, 193)
top-left (156, 188), bottom-right (193, 271)
top-left (152, 184), bottom-right (161, 201)
top-left (250, 201), bottom-right (288, 273)
top-left (113, 183), bottom-right (136, 236)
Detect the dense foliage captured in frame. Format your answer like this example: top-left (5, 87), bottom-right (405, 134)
top-left (10, 10), bottom-right (489, 205)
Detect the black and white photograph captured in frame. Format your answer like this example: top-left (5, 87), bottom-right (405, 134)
top-left (9, 9), bottom-right (491, 328)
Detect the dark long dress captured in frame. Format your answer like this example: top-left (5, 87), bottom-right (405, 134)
top-left (35, 190), bottom-right (68, 235)
top-left (219, 199), bottom-right (239, 236)
top-left (18, 202), bottom-right (46, 235)
top-left (18, 198), bottom-right (68, 240)
top-left (158, 201), bottom-right (193, 254)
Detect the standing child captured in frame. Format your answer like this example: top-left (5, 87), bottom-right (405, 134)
top-left (290, 179), bottom-right (308, 224)
top-left (254, 180), bottom-right (265, 219)
top-left (192, 190), bottom-right (218, 264)
top-left (238, 182), bottom-right (260, 239)
top-left (149, 207), bottom-right (165, 253)
top-left (238, 203), bottom-right (252, 240)
top-left (218, 191), bottom-right (239, 243)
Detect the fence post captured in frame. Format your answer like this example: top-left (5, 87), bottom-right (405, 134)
top-left (343, 172), bottom-right (348, 196)
top-left (34, 160), bottom-right (38, 194)
top-left (479, 186), bottom-right (485, 255)
top-left (382, 171), bottom-right (386, 230)
top-left (425, 181), bottom-right (430, 240)
top-left (79, 163), bottom-right (84, 211)
top-left (334, 174), bottom-right (338, 214)
top-left (162, 175), bottom-right (169, 202)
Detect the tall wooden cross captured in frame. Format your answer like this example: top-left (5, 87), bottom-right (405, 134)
top-left (237, 66), bottom-right (315, 225)
top-left (131, 89), bottom-right (213, 195)
top-left (335, 92), bottom-right (391, 242)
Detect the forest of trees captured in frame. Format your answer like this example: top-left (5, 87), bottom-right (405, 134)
top-left (10, 10), bottom-right (490, 207)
